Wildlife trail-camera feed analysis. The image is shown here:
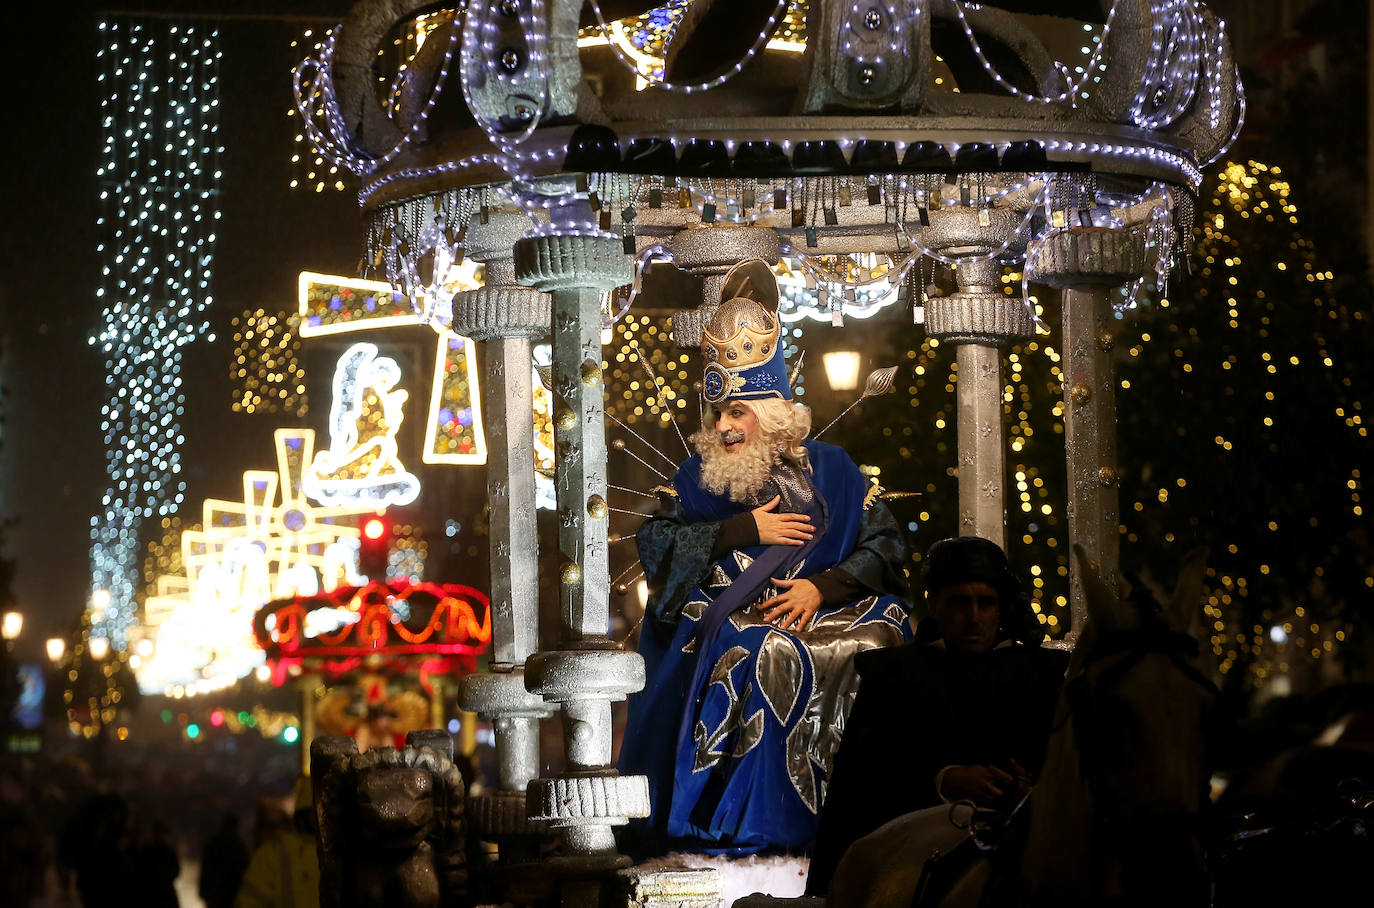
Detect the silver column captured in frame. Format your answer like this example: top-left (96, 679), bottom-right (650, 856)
top-left (453, 210), bottom-right (556, 848)
top-left (1030, 228), bottom-right (1144, 646)
top-left (514, 221), bottom-right (649, 876)
top-left (1060, 286), bottom-right (1121, 649)
top-left (925, 255), bottom-right (1032, 548)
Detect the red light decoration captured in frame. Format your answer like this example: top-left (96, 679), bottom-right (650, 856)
top-left (252, 579), bottom-right (491, 684)
top-left (209, 709), bottom-right (224, 727)
top-left (362, 517), bottom-right (386, 540)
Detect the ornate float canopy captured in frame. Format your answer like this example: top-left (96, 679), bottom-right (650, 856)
top-left (287, 1), bottom-right (1245, 875)
top-left (295, 0), bottom-right (1242, 324)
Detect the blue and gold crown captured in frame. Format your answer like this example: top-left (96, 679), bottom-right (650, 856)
top-left (701, 260), bottom-right (791, 406)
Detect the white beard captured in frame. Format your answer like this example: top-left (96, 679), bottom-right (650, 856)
top-left (691, 428), bottom-right (779, 504)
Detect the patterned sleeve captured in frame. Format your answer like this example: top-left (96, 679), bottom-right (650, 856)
top-left (826, 495), bottom-right (914, 609)
top-left (635, 489), bottom-right (727, 644)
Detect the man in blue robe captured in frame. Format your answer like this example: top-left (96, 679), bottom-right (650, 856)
top-left (618, 260), bottom-right (914, 854)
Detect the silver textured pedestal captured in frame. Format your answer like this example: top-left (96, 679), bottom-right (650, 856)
top-left (1029, 227), bottom-right (1144, 646)
top-left (925, 257), bottom-right (1032, 549)
top-left (453, 210), bottom-right (557, 846)
top-left (668, 225), bottom-right (783, 347)
top-left (617, 862), bottom-right (724, 908)
top-left (514, 228), bottom-right (648, 894)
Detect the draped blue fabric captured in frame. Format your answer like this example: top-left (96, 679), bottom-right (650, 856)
top-left (620, 441), bottom-right (912, 853)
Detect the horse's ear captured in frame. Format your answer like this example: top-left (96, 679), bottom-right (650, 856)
top-left (1073, 544), bottom-right (1122, 634)
top-left (1167, 546), bottom-right (1210, 636)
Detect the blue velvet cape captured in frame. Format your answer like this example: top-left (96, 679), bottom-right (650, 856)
top-left (619, 441), bottom-right (912, 853)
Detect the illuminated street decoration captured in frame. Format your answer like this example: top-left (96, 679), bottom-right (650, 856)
top-left (388, 531), bottom-right (429, 583)
top-left (600, 321), bottom-right (691, 427)
top-left (531, 348), bottom-right (557, 507)
top-left (424, 332), bottom-right (486, 464)
top-left (90, 18), bottom-right (223, 646)
top-left (298, 271), bottom-right (421, 335)
top-left (297, 270), bottom-right (562, 506)
top-left (298, 271), bottom-right (486, 464)
top-left (252, 578), bottom-right (491, 684)
top-left (303, 343), bottom-right (422, 507)
top-left (133, 429), bottom-right (377, 696)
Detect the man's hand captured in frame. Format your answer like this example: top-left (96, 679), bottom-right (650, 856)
top-left (751, 495), bottom-right (815, 547)
top-left (939, 764), bottom-right (1020, 807)
top-left (759, 577), bottom-right (822, 631)
top-left (1004, 758), bottom-right (1031, 792)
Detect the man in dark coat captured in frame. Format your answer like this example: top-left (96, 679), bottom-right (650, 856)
top-left (806, 536), bottom-right (1069, 895)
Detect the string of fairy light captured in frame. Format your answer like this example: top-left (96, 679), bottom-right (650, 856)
top-left (286, 10), bottom-right (451, 194)
top-left (288, 26), bottom-right (344, 193)
top-left (90, 19), bottom-right (223, 647)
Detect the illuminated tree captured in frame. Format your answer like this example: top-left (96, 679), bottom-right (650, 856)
top-left (89, 19), bottom-right (223, 646)
top-left (1118, 160), bottom-right (1373, 685)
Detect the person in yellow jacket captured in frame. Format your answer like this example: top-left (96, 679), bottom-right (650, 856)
top-left (233, 778), bottom-right (319, 908)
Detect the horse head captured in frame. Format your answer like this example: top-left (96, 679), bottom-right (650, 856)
top-left (1024, 546), bottom-right (1218, 906)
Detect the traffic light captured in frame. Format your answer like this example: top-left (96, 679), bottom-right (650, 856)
top-left (359, 516), bottom-right (389, 581)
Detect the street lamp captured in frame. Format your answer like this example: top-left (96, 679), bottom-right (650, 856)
top-left (822, 351), bottom-right (862, 391)
top-left (1, 611), bottom-right (21, 642)
top-left (46, 638), bottom-right (66, 664)
top-left (88, 637), bottom-right (110, 661)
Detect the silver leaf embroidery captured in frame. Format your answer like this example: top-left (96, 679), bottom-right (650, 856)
top-left (757, 630), bottom-right (803, 726)
top-left (733, 708), bottom-right (765, 758)
top-left (692, 646), bottom-right (750, 772)
top-left (785, 719), bottom-right (819, 813)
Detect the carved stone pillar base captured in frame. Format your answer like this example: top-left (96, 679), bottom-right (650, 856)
top-left (457, 669), bottom-right (554, 794)
top-left (525, 647), bottom-right (649, 845)
top-left (617, 863), bottom-right (724, 908)
top-left (1027, 226), bottom-right (1147, 289)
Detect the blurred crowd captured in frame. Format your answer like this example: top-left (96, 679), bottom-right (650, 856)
top-left (0, 748), bottom-right (316, 908)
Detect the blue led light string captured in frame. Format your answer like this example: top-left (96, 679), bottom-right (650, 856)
top-left (90, 19), bottom-right (222, 647)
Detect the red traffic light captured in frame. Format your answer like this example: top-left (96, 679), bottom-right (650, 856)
top-left (359, 517), bottom-right (389, 580)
